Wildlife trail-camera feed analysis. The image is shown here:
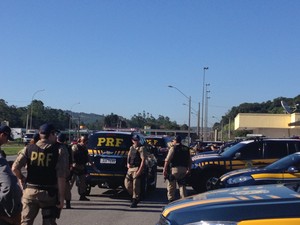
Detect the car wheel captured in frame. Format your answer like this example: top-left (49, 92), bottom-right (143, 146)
top-left (191, 173), bottom-right (206, 193)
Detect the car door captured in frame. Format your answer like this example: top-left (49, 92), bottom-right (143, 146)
top-left (282, 154), bottom-right (300, 182)
top-left (234, 141), bottom-right (264, 168)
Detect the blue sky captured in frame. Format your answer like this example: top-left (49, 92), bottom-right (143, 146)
top-left (1, 1), bottom-right (299, 127)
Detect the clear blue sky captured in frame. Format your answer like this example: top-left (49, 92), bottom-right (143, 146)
top-left (1, 1), bottom-right (299, 127)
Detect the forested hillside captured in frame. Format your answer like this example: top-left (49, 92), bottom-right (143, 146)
top-left (0, 95), bottom-right (299, 132)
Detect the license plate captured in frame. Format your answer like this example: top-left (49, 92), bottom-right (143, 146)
top-left (100, 158), bottom-right (116, 164)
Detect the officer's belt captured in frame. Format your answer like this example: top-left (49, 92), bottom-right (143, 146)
top-left (26, 183), bottom-right (57, 191)
top-left (129, 164), bottom-right (139, 168)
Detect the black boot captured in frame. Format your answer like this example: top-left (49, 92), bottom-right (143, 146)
top-left (130, 198), bottom-right (138, 208)
top-left (66, 200), bottom-right (71, 209)
top-left (79, 195), bottom-right (90, 201)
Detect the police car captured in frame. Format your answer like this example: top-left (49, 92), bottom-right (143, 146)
top-left (145, 135), bottom-right (172, 167)
top-left (187, 138), bottom-right (300, 193)
top-left (211, 152), bottom-right (300, 190)
top-left (156, 182), bottom-right (300, 225)
top-left (84, 131), bottom-right (157, 195)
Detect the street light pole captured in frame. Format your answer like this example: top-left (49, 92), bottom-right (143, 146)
top-left (197, 102), bottom-right (200, 139)
top-left (28, 89), bottom-right (45, 130)
top-left (69, 102), bottom-right (80, 143)
top-left (205, 83), bottom-right (210, 141)
top-left (188, 96), bottom-right (191, 145)
top-left (201, 67), bottom-right (209, 141)
top-left (168, 85), bottom-right (191, 146)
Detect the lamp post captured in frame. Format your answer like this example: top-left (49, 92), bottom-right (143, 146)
top-left (197, 102), bottom-right (200, 139)
top-left (27, 89), bottom-right (45, 131)
top-left (168, 85), bottom-right (191, 145)
top-left (204, 83), bottom-right (210, 141)
top-left (184, 102), bottom-right (200, 140)
top-left (201, 67), bottom-right (209, 141)
top-left (69, 102), bottom-right (80, 143)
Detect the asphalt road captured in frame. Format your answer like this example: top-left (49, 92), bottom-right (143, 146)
top-left (34, 170), bottom-right (195, 225)
top-left (4, 156), bottom-right (196, 225)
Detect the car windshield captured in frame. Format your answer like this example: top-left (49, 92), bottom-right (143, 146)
top-left (220, 142), bottom-right (249, 157)
top-left (266, 153), bottom-right (300, 170)
top-left (25, 134), bottom-right (34, 138)
top-left (146, 137), bottom-right (170, 147)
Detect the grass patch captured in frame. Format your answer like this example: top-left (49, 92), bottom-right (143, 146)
top-left (1, 143), bottom-right (25, 155)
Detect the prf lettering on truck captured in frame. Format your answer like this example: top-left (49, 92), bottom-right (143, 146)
top-left (97, 137), bottom-right (124, 147)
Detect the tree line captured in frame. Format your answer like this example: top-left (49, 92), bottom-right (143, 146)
top-left (0, 95), bottom-right (299, 134)
top-left (0, 99), bottom-right (182, 131)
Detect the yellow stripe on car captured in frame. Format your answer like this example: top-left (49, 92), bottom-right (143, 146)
top-left (162, 197), bottom-right (238, 217)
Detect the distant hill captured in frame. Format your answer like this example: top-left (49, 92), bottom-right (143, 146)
top-left (67, 111), bottom-right (105, 125)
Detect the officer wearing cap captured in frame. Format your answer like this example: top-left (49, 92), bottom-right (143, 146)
top-left (124, 134), bottom-right (146, 208)
top-left (0, 125), bottom-right (22, 225)
top-left (57, 133), bottom-right (73, 209)
top-left (12, 123), bottom-right (67, 225)
top-left (70, 134), bottom-right (90, 201)
top-left (163, 135), bottom-right (192, 203)
top-left (0, 125), bottom-right (14, 158)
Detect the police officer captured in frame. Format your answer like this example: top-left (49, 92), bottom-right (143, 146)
top-left (163, 135), bottom-right (192, 203)
top-left (124, 134), bottom-right (146, 208)
top-left (0, 125), bottom-right (22, 225)
top-left (71, 134), bottom-right (90, 201)
top-left (12, 123), bottom-right (67, 225)
top-left (57, 133), bottom-right (72, 209)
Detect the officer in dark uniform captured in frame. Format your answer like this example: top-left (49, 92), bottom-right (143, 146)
top-left (163, 135), bottom-right (192, 203)
top-left (71, 134), bottom-right (90, 201)
top-left (0, 125), bottom-right (22, 225)
top-left (12, 123), bottom-right (67, 225)
top-left (124, 134), bottom-right (146, 208)
top-left (57, 133), bottom-right (72, 209)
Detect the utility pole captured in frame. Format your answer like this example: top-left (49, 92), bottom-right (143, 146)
top-left (201, 67), bottom-right (209, 141)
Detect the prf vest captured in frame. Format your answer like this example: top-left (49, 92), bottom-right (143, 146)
top-left (73, 144), bottom-right (89, 165)
top-left (129, 146), bottom-right (142, 167)
top-left (171, 144), bottom-right (190, 167)
top-left (25, 143), bottom-right (59, 186)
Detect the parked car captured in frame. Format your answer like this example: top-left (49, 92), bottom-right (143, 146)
top-left (22, 133), bottom-right (35, 145)
top-left (84, 131), bottom-right (157, 195)
top-left (156, 182), bottom-right (300, 225)
top-left (187, 138), bottom-right (300, 193)
top-left (211, 152), bottom-right (300, 190)
top-left (145, 135), bottom-right (172, 167)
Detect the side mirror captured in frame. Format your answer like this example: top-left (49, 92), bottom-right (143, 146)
top-left (234, 152), bottom-right (241, 159)
top-left (287, 166), bottom-right (299, 173)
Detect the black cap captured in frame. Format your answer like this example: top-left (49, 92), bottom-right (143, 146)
top-left (173, 135), bottom-right (182, 143)
top-left (0, 125), bottom-right (14, 141)
top-left (57, 133), bottom-right (66, 143)
top-left (33, 133), bottom-right (40, 143)
top-left (132, 134), bottom-right (140, 141)
top-left (39, 123), bottom-right (57, 135)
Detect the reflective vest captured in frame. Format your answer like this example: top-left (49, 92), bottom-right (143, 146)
top-left (73, 144), bottom-right (89, 165)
